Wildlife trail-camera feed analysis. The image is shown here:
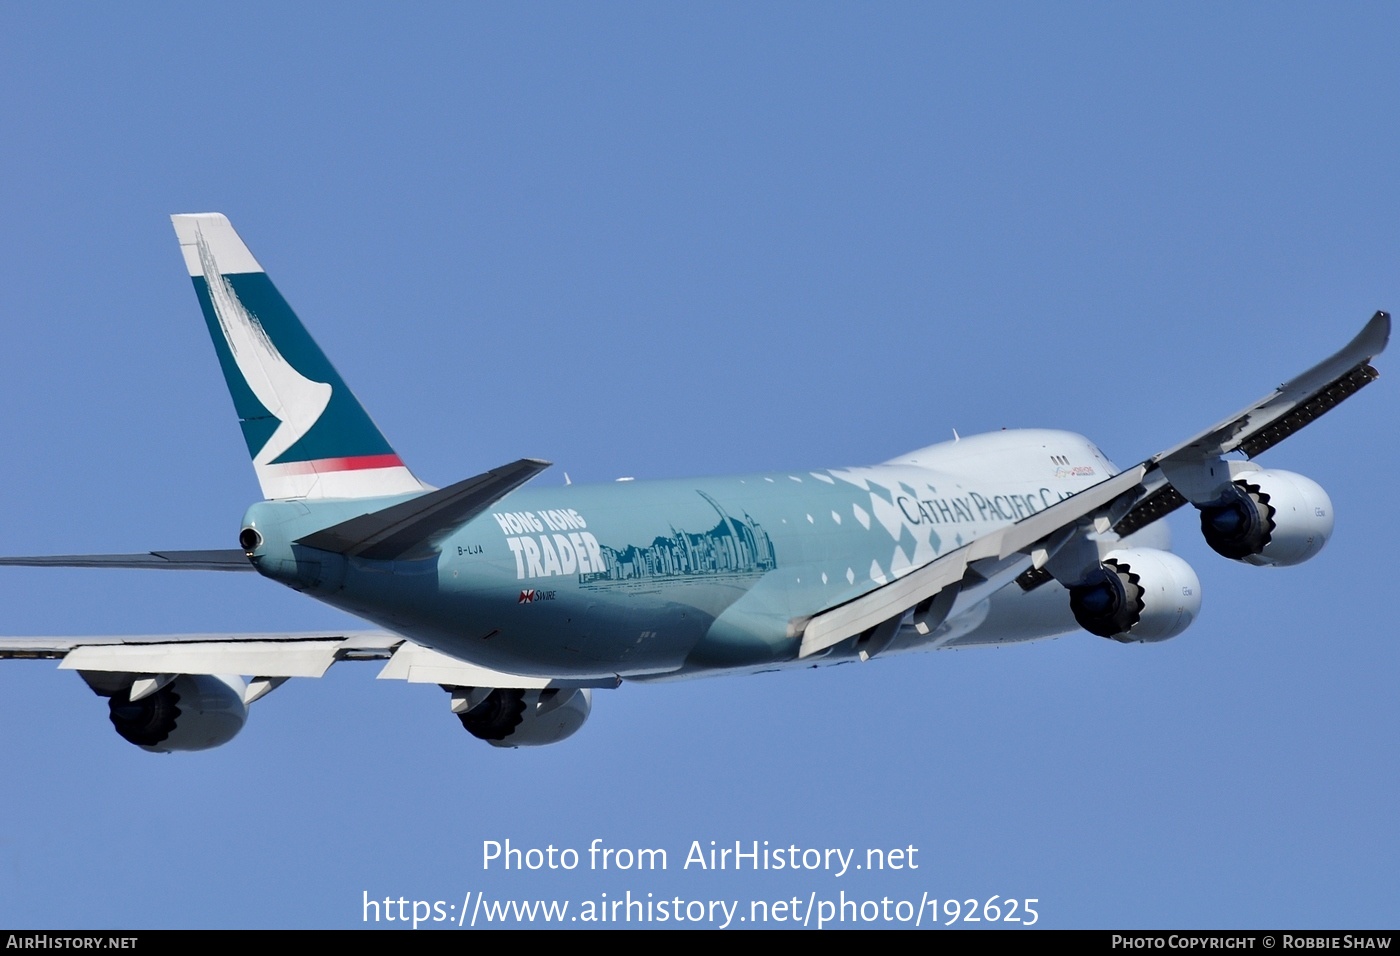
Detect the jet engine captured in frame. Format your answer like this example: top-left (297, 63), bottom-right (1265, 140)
top-left (104, 674), bottom-right (249, 753)
top-left (1067, 547), bottom-right (1201, 642)
top-left (1196, 470), bottom-right (1333, 567)
top-left (454, 687), bottom-right (592, 748)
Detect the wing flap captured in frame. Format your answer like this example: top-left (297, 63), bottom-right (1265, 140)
top-left (60, 640), bottom-right (345, 677)
top-left (376, 641), bottom-right (618, 689)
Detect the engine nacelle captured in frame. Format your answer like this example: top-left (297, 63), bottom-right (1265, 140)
top-left (106, 675), bottom-right (249, 753)
top-left (456, 687), bottom-right (591, 748)
top-left (1067, 547), bottom-right (1201, 643)
top-left (1196, 469), bottom-right (1333, 567)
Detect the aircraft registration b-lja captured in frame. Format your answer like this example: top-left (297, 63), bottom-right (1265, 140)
top-left (0, 215), bottom-right (1388, 750)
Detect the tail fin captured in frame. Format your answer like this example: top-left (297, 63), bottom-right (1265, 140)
top-left (171, 214), bottom-right (426, 501)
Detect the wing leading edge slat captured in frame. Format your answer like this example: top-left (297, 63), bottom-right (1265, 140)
top-left (1111, 312), bottom-right (1388, 536)
top-left (1151, 311), bottom-right (1388, 465)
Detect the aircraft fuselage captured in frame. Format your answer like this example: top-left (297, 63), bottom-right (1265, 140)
top-left (244, 428), bottom-right (1114, 680)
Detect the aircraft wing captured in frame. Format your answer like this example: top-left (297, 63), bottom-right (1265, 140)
top-left (0, 630), bottom-right (611, 700)
top-left (798, 311), bottom-right (1390, 658)
top-left (1151, 310), bottom-right (1388, 464)
top-left (1114, 310), bottom-right (1389, 537)
top-left (1, 315), bottom-right (1386, 674)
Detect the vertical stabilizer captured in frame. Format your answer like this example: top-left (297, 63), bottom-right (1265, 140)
top-left (172, 213), bottom-right (426, 500)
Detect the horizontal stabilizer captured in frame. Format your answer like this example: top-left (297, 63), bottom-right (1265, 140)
top-left (0, 550), bottom-right (254, 571)
top-left (296, 458), bottom-right (551, 560)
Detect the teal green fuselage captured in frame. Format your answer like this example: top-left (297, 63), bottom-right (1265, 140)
top-left (242, 430), bottom-right (1113, 680)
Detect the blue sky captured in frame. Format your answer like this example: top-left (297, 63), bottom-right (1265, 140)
top-left (0, 3), bottom-right (1395, 929)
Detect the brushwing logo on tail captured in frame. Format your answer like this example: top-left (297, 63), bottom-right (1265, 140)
top-left (196, 228), bottom-right (332, 465)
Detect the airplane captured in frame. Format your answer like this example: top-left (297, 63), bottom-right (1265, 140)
top-left (0, 213), bottom-right (1387, 751)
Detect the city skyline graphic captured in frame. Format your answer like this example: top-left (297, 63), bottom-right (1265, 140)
top-left (579, 491), bottom-right (777, 585)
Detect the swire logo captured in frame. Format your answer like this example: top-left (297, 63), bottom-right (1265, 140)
top-left (196, 228), bottom-right (331, 466)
